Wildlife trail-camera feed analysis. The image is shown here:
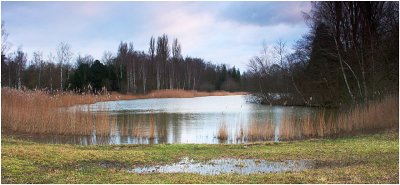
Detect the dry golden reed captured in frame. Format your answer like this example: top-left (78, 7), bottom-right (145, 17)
top-left (233, 95), bottom-right (398, 142)
top-left (1, 88), bottom-right (115, 136)
top-left (217, 122), bottom-right (228, 141)
top-left (245, 119), bottom-right (275, 141)
top-left (235, 123), bottom-right (244, 141)
top-left (148, 116), bottom-right (155, 140)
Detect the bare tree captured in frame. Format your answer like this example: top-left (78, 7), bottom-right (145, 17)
top-left (1, 21), bottom-right (11, 56)
top-left (117, 42), bottom-right (128, 91)
top-left (148, 37), bottom-right (155, 90)
top-left (47, 53), bottom-right (56, 91)
top-left (126, 42), bottom-right (137, 93)
top-left (286, 53), bottom-right (307, 105)
top-left (171, 38), bottom-right (181, 89)
top-left (247, 41), bottom-right (277, 105)
top-left (102, 51), bottom-right (114, 66)
top-left (57, 42), bottom-right (73, 91)
top-left (14, 47), bottom-right (27, 90)
top-left (33, 51), bottom-right (44, 88)
top-left (273, 39), bottom-right (287, 68)
top-left (77, 54), bottom-right (95, 65)
top-left (140, 52), bottom-right (147, 93)
top-left (273, 39), bottom-right (288, 94)
top-left (156, 34), bottom-right (170, 90)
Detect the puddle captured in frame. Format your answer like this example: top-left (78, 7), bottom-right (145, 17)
top-left (128, 157), bottom-right (314, 175)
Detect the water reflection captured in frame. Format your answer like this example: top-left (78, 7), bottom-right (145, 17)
top-left (16, 95), bottom-right (327, 145)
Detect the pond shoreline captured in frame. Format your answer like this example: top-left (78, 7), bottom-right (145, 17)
top-left (77, 89), bottom-right (250, 105)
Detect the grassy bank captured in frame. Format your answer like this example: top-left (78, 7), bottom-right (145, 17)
top-left (1, 131), bottom-right (398, 184)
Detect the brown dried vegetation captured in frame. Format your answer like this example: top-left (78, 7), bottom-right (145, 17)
top-left (235, 95), bottom-right (398, 141)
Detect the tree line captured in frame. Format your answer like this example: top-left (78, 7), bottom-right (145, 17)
top-left (1, 30), bottom-right (242, 94)
top-left (243, 1), bottom-right (398, 106)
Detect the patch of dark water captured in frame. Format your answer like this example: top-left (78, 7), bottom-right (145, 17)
top-left (128, 157), bottom-right (314, 175)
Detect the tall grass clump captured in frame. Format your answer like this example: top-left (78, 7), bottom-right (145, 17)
top-left (148, 115), bottom-right (156, 140)
top-left (217, 122), bottom-right (228, 141)
top-left (235, 123), bottom-right (244, 141)
top-left (245, 120), bottom-right (275, 141)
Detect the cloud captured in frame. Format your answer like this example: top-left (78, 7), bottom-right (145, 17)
top-left (218, 2), bottom-right (311, 26)
top-left (142, 2), bottom-right (310, 70)
top-left (2, 1), bottom-right (311, 71)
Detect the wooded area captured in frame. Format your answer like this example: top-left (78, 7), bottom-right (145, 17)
top-left (243, 1), bottom-right (398, 106)
top-left (1, 2), bottom-right (398, 107)
top-left (1, 33), bottom-right (242, 94)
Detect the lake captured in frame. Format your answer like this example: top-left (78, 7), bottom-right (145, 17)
top-left (18, 95), bottom-right (327, 145)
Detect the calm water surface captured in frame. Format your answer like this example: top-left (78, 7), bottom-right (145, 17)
top-left (21, 95), bottom-right (327, 145)
top-left (129, 157), bottom-right (314, 175)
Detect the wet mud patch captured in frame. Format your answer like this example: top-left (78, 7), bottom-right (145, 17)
top-left (128, 157), bottom-right (314, 175)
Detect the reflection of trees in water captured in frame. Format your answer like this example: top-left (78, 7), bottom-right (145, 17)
top-left (109, 113), bottom-right (172, 143)
top-left (155, 113), bottom-right (166, 140)
top-left (169, 114), bottom-right (181, 143)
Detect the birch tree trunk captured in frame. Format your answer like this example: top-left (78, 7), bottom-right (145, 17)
top-left (334, 37), bottom-right (354, 101)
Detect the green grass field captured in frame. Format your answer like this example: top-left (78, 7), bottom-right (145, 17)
top-left (1, 131), bottom-right (398, 184)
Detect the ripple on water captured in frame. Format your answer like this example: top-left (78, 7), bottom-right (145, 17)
top-left (128, 157), bottom-right (314, 175)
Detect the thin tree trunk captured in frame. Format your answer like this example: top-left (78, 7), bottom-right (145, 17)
top-left (38, 69), bottom-right (41, 88)
top-left (192, 76), bottom-right (196, 90)
top-left (370, 32), bottom-right (375, 99)
top-left (67, 67), bottom-right (69, 81)
top-left (8, 64), bottom-right (11, 87)
top-left (156, 65), bottom-right (160, 90)
top-left (133, 69), bottom-right (137, 94)
top-left (343, 59), bottom-right (362, 97)
top-left (50, 67), bottom-right (53, 91)
top-left (126, 68), bottom-right (130, 93)
top-left (142, 65), bottom-right (146, 94)
top-left (258, 76), bottom-right (272, 105)
top-left (352, 28), bottom-right (368, 102)
top-left (60, 66), bottom-right (63, 91)
top-left (334, 37), bottom-right (354, 101)
top-left (291, 75), bottom-right (307, 105)
top-left (17, 65), bottom-right (21, 90)
top-left (120, 64), bottom-right (123, 79)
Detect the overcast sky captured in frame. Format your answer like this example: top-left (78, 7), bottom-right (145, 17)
top-left (2, 1), bottom-right (311, 71)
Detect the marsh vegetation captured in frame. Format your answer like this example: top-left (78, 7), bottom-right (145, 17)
top-left (2, 87), bottom-right (397, 145)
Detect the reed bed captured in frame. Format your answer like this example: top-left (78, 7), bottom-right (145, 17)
top-left (336, 95), bottom-right (398, 135)
top-left (245, 120), bottom-right (275, 141)
top-left (222, 95), bottom-right (398, 142)
top-left (1, 88), bottom-right (115, 136)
